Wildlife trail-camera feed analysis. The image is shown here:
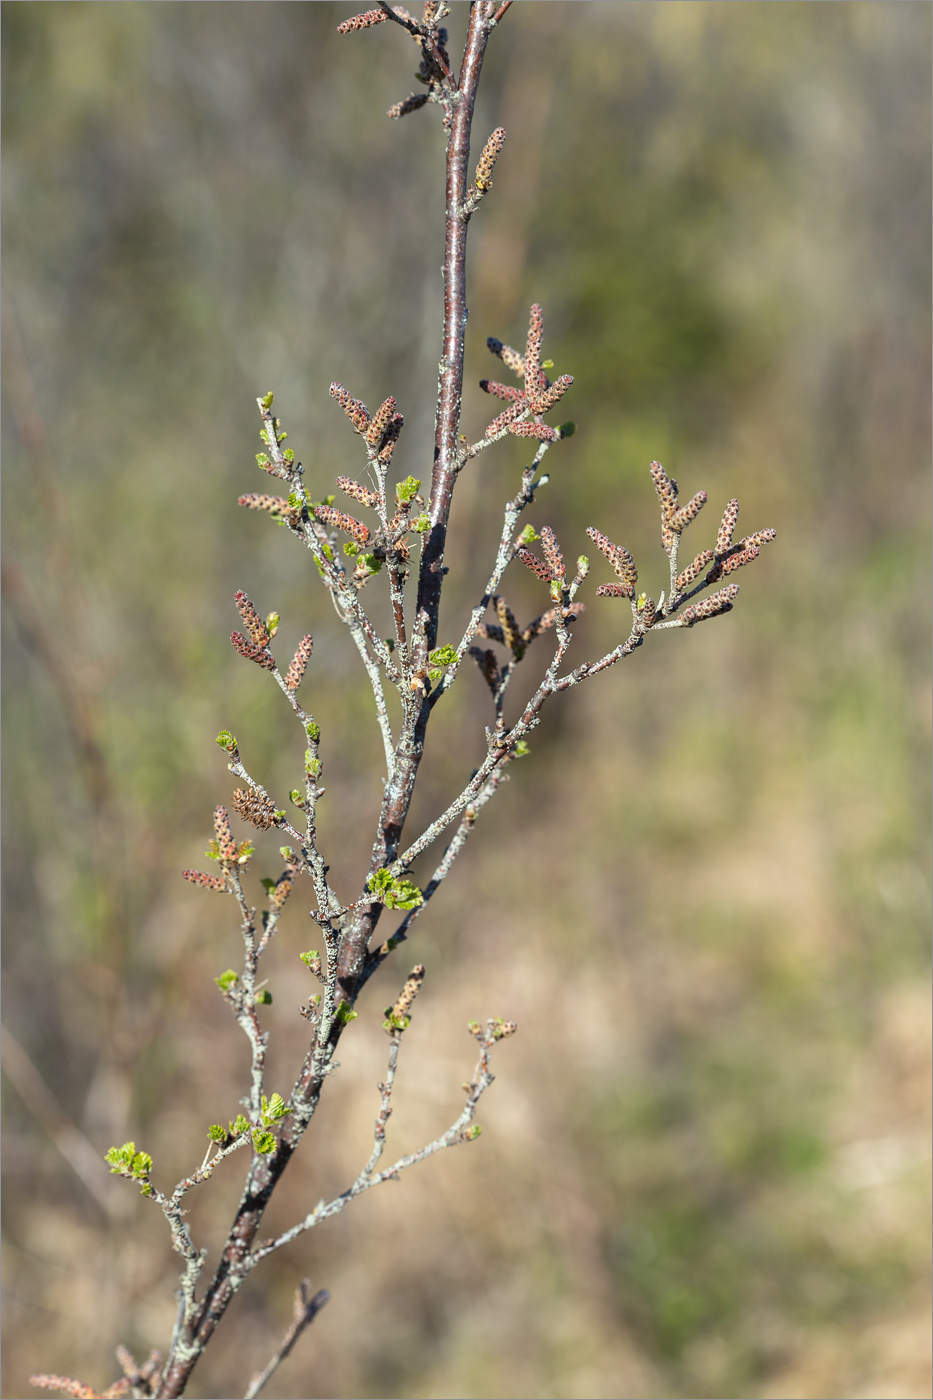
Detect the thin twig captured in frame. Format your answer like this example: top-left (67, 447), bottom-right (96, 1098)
top-left (243, 1282), bottom-right (330, 1400)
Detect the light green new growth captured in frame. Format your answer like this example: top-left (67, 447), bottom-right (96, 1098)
top-left (215, 969), bottom-right (238, 992)
top-left (367, 867), bottom-right (424, 911)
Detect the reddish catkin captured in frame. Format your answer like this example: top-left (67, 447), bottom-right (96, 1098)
top-left (507, 420), bottom-right (559, 441)
top-left (487, 336), bottom-right (525, 377)
top-left (214, 805), bottom-right (237, 860)
top-left (182, 870), bottom-right (227, 892)
top-left (671, 490), bottom-right (708, 533)
top-left (479, 378), bottom-right (526, 403)
top-left (336, 476), bottom-right (380, 509)
top-left (230, 631), bottom-right (276, 670)
top-left (329, 381), bottom-right (371, 432)
top-left (485, 401), bottom-right (528, 437)
top-left (517, 547), bottom-right (552, 582)
top-left (681, 583), bottom-right (740, 627)
top-left (237, 493), bottom-right (292, 514)
top-left (676, 548), bottom-right (715, 590)
top-left (366, 395), bottom-right (397, 446)
top-left (530, 373), bottom-right (573, 415)
top-left (540, 525), bottom-right (565, 580)
top-left (234, 589), bottom-right (269, 647)
top-left (387, 93), bottom-right (430, 119)
top-left (716, 498), bottom-right (741, 554)
top-left (524, 303), bottom-right (544, 402)
top-left (595, 581), bottom-right (634, 599)
top-left (285, 634), bottom-right (314, 691)
top-left (313, 504), bottom-right (371, 545)
top-left (377, 412), bottom-right (404, 462)
top-left (585, 527), bottom-right (638, 588)
top-left (717, 543), bottom-right (760, 577)
top-left (649, 460), bottom-right (678, 523)
top-left (336, 9), bottom-right (388, 34)
top-left (474, 126), bottom-right (506, 191)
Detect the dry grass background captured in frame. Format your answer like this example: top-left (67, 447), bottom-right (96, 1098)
top-left (2, 4), bottom-right (930, 1398)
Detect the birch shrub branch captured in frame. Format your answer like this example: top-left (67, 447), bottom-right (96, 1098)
top-left (30, 4), bottom-right (774, 1397)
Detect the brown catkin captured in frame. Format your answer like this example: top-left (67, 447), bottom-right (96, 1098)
top-left (313, 504), bottom-right (371, 545)
top-left (517, 548), bottom-right (552, 582)
top-left (182, 870), bottom-right (227, 892)
top-left (540, 526), bottom-right (565, 580)
top-left (336, 476), bottom-right (380, 509)
top-left (336, 9), bottom-right (389, 34)
top-left (485, 401), bottom-right (528, 437)
top-left (487, 336), bottom-right (526, 378)
top-left (231, 631), bottom-right (275, 670)
top-left (530, 373), bottom-right (573, 415)
top-left (329, 381), bottom-right (371, 432)
top-left (649, 460), bottom-right (678, 524)
top-left (232, 788), bottom-right (278, 830)
top-left (524, 303), bottom-right (544, 403)
top-left (387, 93), bottom-right (429, 119)
top-left (285, 635), bottom-right (314, 691)
top-left (716, 498), bottom-right (740, 554)
top-left (474, 127), bottom-right (506, 191)
top-left (677, 548), bottom-right (715, 590)
top-left (681, 583), bottom-right (740, 627)
top-left (214, 806), bottom-right (237, 859)
top-left (234, 590), bottom-right (269, 647)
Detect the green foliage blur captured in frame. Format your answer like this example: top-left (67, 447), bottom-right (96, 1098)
top-left (2, 5), bottom-right (929, 1399)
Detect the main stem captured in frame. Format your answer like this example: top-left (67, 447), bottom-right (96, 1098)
top-left (156, 8), bottom-right (496, 1396)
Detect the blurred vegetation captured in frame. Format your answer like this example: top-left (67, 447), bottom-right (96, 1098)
top-left (2, 4), bottom-right (930, 1399)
